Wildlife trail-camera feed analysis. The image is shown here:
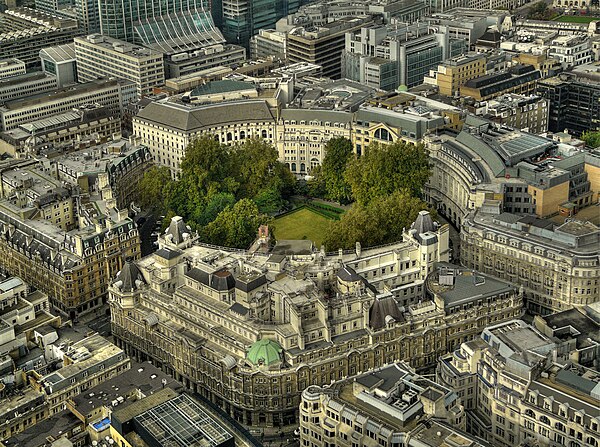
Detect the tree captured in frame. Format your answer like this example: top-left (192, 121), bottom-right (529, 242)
top-left (527, 1), bottom-right (553, 20)
top-left (324, 190), bottom-right (431, 250)
top-left (138, 166), bottom-right (174, 212)
top-left (321, 137), bottom-right (353, 204)
top-left (253, 187), bottom-right (284, 214)
top-left (344, 141), bottom-right (431, 205)
top-left (200, 199), bottom-right (270, 249)
top-left (232, 138), bottom-right (295, 200)
top-left (581, 130), bottom-right (600, 148)
top-left (198, 192), bottom-right (236, 226)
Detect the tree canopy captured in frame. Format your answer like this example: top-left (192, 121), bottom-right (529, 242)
top-left (527, 1), bottom-right (554, 20)
top-left (344, 141), bottom-right (431, 205)
top-left (138, 166), bottom-right (175, 212)
top-left (581, 130), bottom-right (600, 148)
top-left (320, 137), bottom-right (354, 204)
top-left (324, 190), bottom-right (432, 250)
top-left (141, 136), bottom-right (293, 248)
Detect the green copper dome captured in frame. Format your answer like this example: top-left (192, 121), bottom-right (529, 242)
top-left (247, 339), bottom-right (282, 366)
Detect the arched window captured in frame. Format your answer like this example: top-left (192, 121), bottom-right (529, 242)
top-left (555, 422), bottom-right (565, 432)
top-left (524, 409), bottom-right (536, 418)
top-left (300, 163), bottom-right (306, 172)
top-left (374, 128), bottom-right (392, 141)
top-left (291, 163), bottom-right (297, 172)
top-left (539, 415), bottom-right (550, 425)
top-left (240, 130), bottom-right (246, 139)
top-left (569, 442), bottom-right (580, 447)
top-left (226, 132), bottom-right (232, 142)
top-left (261, 130), bottom-right (268, 138)
top-left (587, 438), bottom-right (598, 447)
top-left (286, 163), bottom-right (290, 170)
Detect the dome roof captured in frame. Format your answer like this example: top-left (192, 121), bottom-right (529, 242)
top-left (246, 339), bottom-right (282, 366)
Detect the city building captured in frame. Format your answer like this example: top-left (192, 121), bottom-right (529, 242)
top-left (437, 318), bottom-right (600, 447)
top-left (39, 43), bottom-right (78, 88)
top-left (277, 79), bottom-right (373, 176)
top-left (0, 105), bottom-right (121, 158)
top-left (351, 100), bottom-right (448, 154)
top-left (98, 0), bottom-right (224, 54)
top-left (0, 72), bottom-right (58, 104)
top-left (287, 16), bottom-right (375, 79)
top-left (537, 68), bottom-right (600, 136)
top-left (109, 211), bottom-right (522, 428)
top-left (483, 94), bottom-right (549, 134)
top-left (424, 9), bottom-right (509, 44)
top-left (222, 0), bottom-right (299, 49)
top-left (460, 65), bottom-right (541, 101)
top-left (250, 29), bottom-right (287, 59)
top-left (461, 210), bottom-right (600, 314)
top-left (0, 8), bottom-right (79, 69)
top-left (0, 155), bottom-right (142, 318)
top-left (343, 21), bottom-right (466, 90)
top-left (75, 0), bottom-right (101, 34)
top-left (75, 35), bottom-right (165, 99)
top-left (34, 333), bottom-right (130, 415)
top-left (300, 362), bottom-right (488, 447)
top-left (0, 78), bottom-right (136, 131)
top-left (424, 53), bottom-right (487, 97)
top-left (164, 43), bottom-right (247, 79)
top-left (133, 98), bottom-right (278, 176)
top-left (548, 34), bottom-right (593, 69)
top-left (423, 116), bottom-right (591, 228)
top-left (0, 58), bottom-right (26, 79)
top-left (110, 388), bottom-right (235, 447)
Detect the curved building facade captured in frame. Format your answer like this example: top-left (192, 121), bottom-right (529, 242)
top-left (98, 0), bottom-right (224, 53)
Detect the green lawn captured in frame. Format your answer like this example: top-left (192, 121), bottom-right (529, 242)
top-left (552, 15), bottom-right (600, 23)
top-left (273, 207), bottom-right (333, 247)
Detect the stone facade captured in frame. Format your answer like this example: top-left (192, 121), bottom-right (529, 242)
top-left (437, 318), bottom-right (600, 447)
top-left (460, 210), bottom-right (600, 315)
top-left (109, 212), bottom-right (523, 429)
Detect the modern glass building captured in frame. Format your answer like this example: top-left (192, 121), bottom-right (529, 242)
top-left (98, 0), bottom-right (225, 53)
top-left (222, 0), bottom-right (300, 49)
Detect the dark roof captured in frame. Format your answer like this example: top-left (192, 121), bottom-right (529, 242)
top-left (235, 274), bottom-right (267, 292)
top-left (165, 216), bottom-right (190, 245)
top-left (229, 302), bottom-right (248, 316)
top-left (114, 258), bottom-right (146, 292)
top-left (337, 265), bottom-right (361, 282)
top-left (185, 267), bottom-right (235, 291)
top-left (5, 410), bottom-right (82, 447)
top-left (369, 296), bottom-right (405, 331)
top-left (412, 211), bottom-right (436, 234)
top-left (136, 100), bottom-right (275, 132)
top-left (155, 247), bottom-right (182, 260)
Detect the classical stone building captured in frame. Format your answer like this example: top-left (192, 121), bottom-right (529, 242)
top-left (299, 362), bottom-right (487, 447)
top-left (424, 117), bottom-right (600, 229)
top-left (437, 317), bottom-right (600, 447)
top-left (0, 158), bottom-right (141, 318)
top-left (461, 209), bottom-right (600, 315)
top-left (133, 99), bottom-right (277, 177)
top-left (109, 211), bottom-right (523, 429)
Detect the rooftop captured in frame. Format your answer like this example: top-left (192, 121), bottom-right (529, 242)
top-left (70, 361), bottom-right (182, 417)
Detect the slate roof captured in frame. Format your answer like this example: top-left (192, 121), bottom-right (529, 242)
top-left (337, 265), bottom-right (361, 282)
top-left (135, 100), bottom-right (275, 132)
top-left (114, 258), bottom-right (146, 292)
top-left (235, 274), bottom-right (267, 292)
top-left (165, 216), bottom-right (190, 245)
top-left (155, 247), bottom-right (182, 260)
top-left (369, 296), bottom-right (405, 331)
top-left (185, 267), bottom-right (236, 291)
